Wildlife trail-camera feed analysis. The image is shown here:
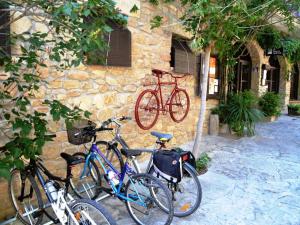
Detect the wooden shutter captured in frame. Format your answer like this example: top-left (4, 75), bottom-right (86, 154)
top-left (0, 3), bottom-right (11, 64)
top-left (106, 26), bottom-right (131, 67)
top-left (172, 39), bottom-right (197, 75)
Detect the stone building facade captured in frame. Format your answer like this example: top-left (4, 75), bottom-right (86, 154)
top-left (1, 0), bottom-right (300, 221)
top-left (0, 0), bottom-right (219, 220)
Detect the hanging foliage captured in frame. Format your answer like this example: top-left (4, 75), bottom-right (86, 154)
top-left (0, 0), bottom-right (126, 179)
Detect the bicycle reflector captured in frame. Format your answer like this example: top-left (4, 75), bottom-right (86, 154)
top-left (181, 154), bottom-right (189, 162)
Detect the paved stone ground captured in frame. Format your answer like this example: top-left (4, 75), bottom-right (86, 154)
top-left (4, 115), bottom-right (300, 225)
top-left (179, 115), bottom-right (300, 225)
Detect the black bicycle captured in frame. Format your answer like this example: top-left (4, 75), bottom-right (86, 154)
top-left (4, 135), bottom-right (116, 225)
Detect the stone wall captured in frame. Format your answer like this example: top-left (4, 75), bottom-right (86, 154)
top-left (0, 1), bottom-right (218, 220)
top-left (245, 41), bottom-right (293, 110)
top-left (278, 56), bottom-right (291, 112)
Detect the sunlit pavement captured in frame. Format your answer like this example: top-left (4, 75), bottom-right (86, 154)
top-left (178, 115), bottom-right (300, 225)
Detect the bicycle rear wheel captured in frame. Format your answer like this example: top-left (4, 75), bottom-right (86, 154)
top-left (149, 162), bottom-right (202, 217)
top-left (169, 89), bottom-right (190, 122)
top-left (70, 152), bottom-right (102, 200)
top-left (9, 169), bottom-right (44, 225)
top-left (135, 89), bottom-right (159, 130)
top-left (125, 173), bottom-right (174, 225)
top-left (69, 198), bottom-right (117, 225)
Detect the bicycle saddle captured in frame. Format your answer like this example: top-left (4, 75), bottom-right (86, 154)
top-left (152, 69), bottom-right (171, 77)
top-left (120, 148), bottom-right (142, 157)
top-left (150, 131), bottom-right (173, 142)
top-left (60, 153), bottom-right (84, 165)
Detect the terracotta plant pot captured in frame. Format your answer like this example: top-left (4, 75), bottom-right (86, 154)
top-left (263, 115), bottom-right (278, 122)
top-left (219, 123), bottom-right (230, 134)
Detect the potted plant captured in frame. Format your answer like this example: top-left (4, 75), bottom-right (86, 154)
top-left (224, 91), bottom-right (264, 136)
top-left (288, 104), bottom-right (300, 116)
top-left (196, 152), bottom-right (211, 175)
top-left (258, 92), bottom-right (281, 122)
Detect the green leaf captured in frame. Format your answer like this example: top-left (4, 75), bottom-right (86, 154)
top-left (0, 168), bottom-right (10, 180)
top-left (130, 4), bottom-right (139, 13)
top-left (63, 4), bottom-right (73, 16)
top-left (10, 147), bottom-right (22, 158)
top-left (83, 9), bottom-right (91, 17)
top-left (84, 110), bottom-right (92, 118)
top-left (14, 159), bottom-right (24, 169)
top-left (150, 16), bottom-right (163, 29)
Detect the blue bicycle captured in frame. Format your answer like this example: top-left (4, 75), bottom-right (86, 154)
top-left (69, 120), bottom-right (174, 225)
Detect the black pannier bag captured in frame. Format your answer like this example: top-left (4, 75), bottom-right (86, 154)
top-left (153, 150), bottom-right (183, 183)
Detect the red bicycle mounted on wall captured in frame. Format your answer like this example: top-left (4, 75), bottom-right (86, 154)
top-left (135, 69), bottom-right (190, 130)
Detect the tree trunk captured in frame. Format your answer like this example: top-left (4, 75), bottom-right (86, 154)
top-left (192, 44), bottom-right (212, 159)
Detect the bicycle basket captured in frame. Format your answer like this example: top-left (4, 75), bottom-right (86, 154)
top-left (67, 120), bottom-right (96, 145)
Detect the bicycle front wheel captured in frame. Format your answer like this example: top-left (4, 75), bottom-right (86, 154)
top-left (70, 152), bottom-right (102, 200)
top-left (68, 198), bottom-right (117, 225)
top-left (135, 89), bottom-right (159, 130)
top-left (9, 169), bottom-right (44, 225)
top-left (125, 173), bottom-right (174, 225)
top-left (169, 89), bottom-right (190, 122)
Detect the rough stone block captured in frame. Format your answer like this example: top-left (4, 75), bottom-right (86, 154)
top-left (67, 72), bottom-right (90, 80)
top-left (63, 80), bottom-right (81, 89)
top-left (48, 80), bottom-right (62, 89)
top-left (209, 114), bottom-right (219, 136)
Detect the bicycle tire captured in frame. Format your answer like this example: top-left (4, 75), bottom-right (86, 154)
top-left (69, 198), bottom-right (117, 225)
top-left (9, 169), bottom-right (44, 225)
top-left (125, 173), bottom-right (174, 225)
top-left (135, 89), bottom-right (160, 130)
top-left (169, 89), bottom-right (190, 122)
top-left (70, 152), bottom-right (102, 200)
top-left (149, 162), bottom-right (202, 217)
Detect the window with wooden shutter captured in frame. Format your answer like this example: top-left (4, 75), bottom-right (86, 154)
top-left (170, 37), bottom-right (197, 75)
top-left (106, 24), bottom-right (131, 67)
top-left (0, 3), bottom-right (11, 65)
top-left (86, 21), bottom-right (131, 67)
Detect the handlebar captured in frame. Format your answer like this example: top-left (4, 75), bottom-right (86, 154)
top-left (101, 116), bottom-right (132, 128)
top-left (74, 126), bottom-right (113, 137)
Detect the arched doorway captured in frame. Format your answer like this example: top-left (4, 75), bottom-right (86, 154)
top-left (232, 47), bottom-right (252, 92)
top-left (266, 55), bottom-right (280, 93)
top-left (290, 64), bottom-right (299, 100)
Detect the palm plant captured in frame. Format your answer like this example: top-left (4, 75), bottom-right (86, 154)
top-left (224, 91), bottom-right (264, 136)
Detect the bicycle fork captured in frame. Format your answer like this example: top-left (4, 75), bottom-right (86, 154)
top-left (50, 189), bottom-right (79, 225)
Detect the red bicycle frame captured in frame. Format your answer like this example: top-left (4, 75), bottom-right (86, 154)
top-left (144, 69), bottom-right (185, 113)
top-left (135, 69), bottom-right (190, 130)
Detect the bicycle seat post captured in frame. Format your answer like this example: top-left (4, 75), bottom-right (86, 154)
top-left (156, 139), bottom-right (167, 149)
